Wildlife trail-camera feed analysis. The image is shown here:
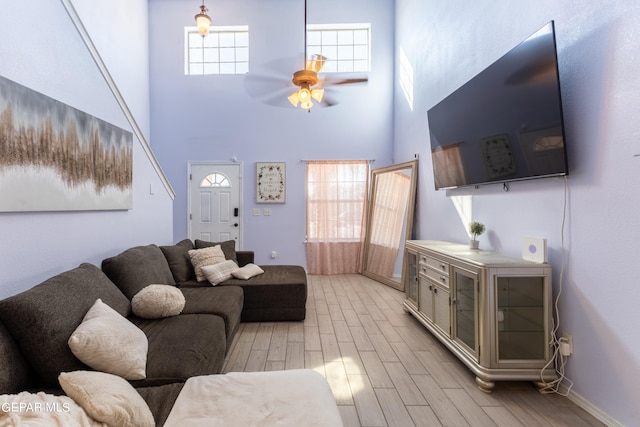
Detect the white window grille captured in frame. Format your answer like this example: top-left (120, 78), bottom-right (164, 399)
top-left (200, 172), bottom-right (231, 187)
top-left (306, 24), bottom-right (371, 73)
top-left (185, 25), bottom-right (249, 75)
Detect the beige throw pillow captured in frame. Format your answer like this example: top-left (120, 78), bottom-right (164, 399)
top-left (232, 263), bottom-right (265, 280)
top-left (188, 245), bottom-right (226, 281)
top-left (68, 299), bottom-right (147, 380)
top-left (59, 370), bottom-right (154, 427)
top-left (0, 391), bottom-right (105, 426)
top-left (201, 260), bottom-right (240, 285)
top-left (132, 284), bottom-right (185, 319)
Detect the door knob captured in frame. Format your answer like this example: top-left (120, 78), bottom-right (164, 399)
top-left (233, 223), bottom-right (238, 227)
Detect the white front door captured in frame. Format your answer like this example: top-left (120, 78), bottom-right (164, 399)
top-left (188, 162), bottom-right (242, 248)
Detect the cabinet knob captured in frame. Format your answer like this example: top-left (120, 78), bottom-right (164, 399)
top-left (440, 276), bottom-right (446, 282)
top-left (433, 287), bottom-right (438, 294)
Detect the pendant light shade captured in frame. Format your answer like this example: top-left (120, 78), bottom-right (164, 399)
top-left (195, 2), bottom-right (211, 37)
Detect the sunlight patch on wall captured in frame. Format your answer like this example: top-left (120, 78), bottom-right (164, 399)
top-left (399, 47), bottom-right (414, 110)
top-left (451, 195), bottom-right (473, 238)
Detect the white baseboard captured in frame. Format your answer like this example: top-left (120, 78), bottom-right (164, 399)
top-left (559, 384), bottom-right (624, 427)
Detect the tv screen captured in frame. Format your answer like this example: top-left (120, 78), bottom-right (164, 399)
top-left (428, 21), bottom-right (568, 190)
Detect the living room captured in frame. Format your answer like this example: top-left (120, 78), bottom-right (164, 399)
top-left (0, 0), bottom-right (638, 426)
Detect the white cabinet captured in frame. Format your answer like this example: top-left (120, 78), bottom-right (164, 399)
top-left (403, 240), bottom-right (556, 392)
top-left (418, 254), bottom-right (451, 336)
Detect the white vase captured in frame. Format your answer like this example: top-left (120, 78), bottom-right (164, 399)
top-left (469, 239), bottom-right (479, 249)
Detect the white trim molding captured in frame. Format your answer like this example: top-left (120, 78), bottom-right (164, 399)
top-left (60, 0), bottom-right (175, 199)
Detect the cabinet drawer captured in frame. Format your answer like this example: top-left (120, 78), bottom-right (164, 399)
top-left (418, 253), bottom-right (430, 265)
top-left (425, 268), bottom-right (449, 288)
top-left (425, 257), bottom-right (449, 275)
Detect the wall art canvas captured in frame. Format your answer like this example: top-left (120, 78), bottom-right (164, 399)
top-left (256, 162), bottom-right (285, 203)
top-left (0, 75), bottom-right (133, 212)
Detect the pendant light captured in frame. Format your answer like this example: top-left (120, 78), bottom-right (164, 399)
top-left (195, 1), bottom-right (212, 37)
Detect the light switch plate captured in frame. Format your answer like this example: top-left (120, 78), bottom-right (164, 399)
top-left (522, 237), bottom-right (547, 263)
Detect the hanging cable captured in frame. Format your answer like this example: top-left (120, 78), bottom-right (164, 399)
top-left (538, 176), bottom-right (574, 396)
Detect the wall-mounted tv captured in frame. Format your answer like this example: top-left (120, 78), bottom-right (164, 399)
top-left (427, 21), bottom-right (568, 190)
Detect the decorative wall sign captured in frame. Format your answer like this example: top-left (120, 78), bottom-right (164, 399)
top-left (480, 134), bottom-right (516, 179)
top-left (0, 75), bottom-right (133, 212)
top-left (256, 162), bottom-right (285, 203)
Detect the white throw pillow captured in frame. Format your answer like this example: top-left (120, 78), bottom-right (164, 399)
top-left (59, 370), bottom-right (154, 427)
top-left (68, 299), bottom-right (147, 380)
top-left (201, 260), bottom-right (240, 285)
top-left (132, 284), bottom-right (185, 319)
top-left (231, 263), bottom-right (265, 280)
top-left (0, 391), bottom-right (105, 426)
top-left (188, 245), bottom-right (226, 281)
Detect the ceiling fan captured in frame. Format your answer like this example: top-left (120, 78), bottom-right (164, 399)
top-left (246, 0), bottom-right (368, 111)
top-left (287, 0), bottom-right (368, 111)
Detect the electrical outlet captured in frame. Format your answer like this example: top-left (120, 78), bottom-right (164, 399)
top-left (560, 333), bottom-right (573, 356)
top-left (271, 251), bottom-right (277, 259)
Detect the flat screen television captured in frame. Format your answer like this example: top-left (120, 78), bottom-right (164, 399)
top-left (427, 21), bottom-right (568, 190)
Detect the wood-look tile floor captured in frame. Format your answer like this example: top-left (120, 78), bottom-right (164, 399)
top-left (222, 274), bottom-right (604, 427)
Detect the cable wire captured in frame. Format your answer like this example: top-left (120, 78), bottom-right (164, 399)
top-left (539, 176), bottom-right (574, 395)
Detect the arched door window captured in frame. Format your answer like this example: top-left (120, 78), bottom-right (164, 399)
top-left (200, 172), bottom-right (231, 188)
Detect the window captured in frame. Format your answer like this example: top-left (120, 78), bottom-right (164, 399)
top-left (307, 24), bottom-right (370, 72)
top-left (200, 172), bottom-right (231, 187)
top-left (185, 26), bottom-right (249, 75)
top-left (305, 160), bottom-right (369, 275)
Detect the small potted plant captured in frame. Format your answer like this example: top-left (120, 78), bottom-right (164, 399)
top-left (468, 221), bottom-right (485, 249)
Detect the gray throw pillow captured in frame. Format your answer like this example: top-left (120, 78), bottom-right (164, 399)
top-left (102, 245), bottom-right (176, 299)
top-left (160, 239), bottom-right (195, 283)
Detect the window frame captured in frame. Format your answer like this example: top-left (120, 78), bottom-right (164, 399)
top-left (306, 23), bottom-right (371, 73)
top-left (184, 25), bottom-right (249, 75)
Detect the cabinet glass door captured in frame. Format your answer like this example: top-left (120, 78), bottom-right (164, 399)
top-left (496, 276), bottom-right (546, 361)
top-left (453, 267), bottom-right (477, 355)
top-left (405, 251), bottom-right (418, 307)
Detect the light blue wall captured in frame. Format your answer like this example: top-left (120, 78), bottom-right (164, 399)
top-left (394, 1), bottom-right (640, 425)
top-left (0, 0), bottom-right (174, 299)
top-left (148, 0), bottom-right (395, 267)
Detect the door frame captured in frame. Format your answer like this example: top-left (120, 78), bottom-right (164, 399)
top-left (187, 161), bottom-right (244, 249)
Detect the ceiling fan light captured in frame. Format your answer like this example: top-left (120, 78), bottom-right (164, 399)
top-left (288, 92), bottom-right (301, 107)
top-left (298, 86), bottom-right (311, 102)
top-left (300, 100), bottom-right (313, 110)
top-left (307, 54), bottom-right (327, 73)
top-left (311, 88), bottom-right (324, 103)
top-left (195, 4), bottom-right (211, 37)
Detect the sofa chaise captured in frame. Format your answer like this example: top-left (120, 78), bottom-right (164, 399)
top-left (0, 239), bottom-right (342, 426)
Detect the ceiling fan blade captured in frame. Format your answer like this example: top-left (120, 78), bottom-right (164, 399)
top-left (244, 74), bottom-right (291, 101)
top-left (263, 90), bottom-right (297, 108)
top-left (244, 57), bottom-right (301, 104)
top-left (321, 95), bottom-right (338, 107)
top-left (325, 77), bottom-right (369, 86)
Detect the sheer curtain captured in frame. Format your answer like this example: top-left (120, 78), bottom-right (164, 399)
top-left (306, 160), bottom-right (369, 275)
top-left (366, 171), bottom-right (411, 277)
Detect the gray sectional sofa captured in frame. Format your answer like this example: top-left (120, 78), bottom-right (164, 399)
top-left (0, 239), bottom-right (308, 426)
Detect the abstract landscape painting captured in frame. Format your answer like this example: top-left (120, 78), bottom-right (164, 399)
top-left (0, 75), bottom-right (132, 211)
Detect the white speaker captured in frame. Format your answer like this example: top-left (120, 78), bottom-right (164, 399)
top-left (522, 237), bottom-right (547, 263)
